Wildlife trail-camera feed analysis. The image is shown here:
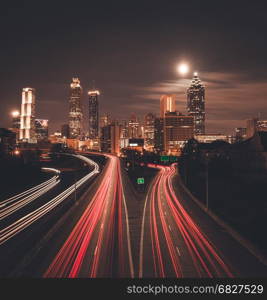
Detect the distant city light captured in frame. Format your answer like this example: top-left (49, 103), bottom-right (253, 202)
top-left (88, 90), bottom-right (100, 95)
top-left (11, 110), bottom-right (20, 117)
top-left (177, 63), bottom-right (189, 75)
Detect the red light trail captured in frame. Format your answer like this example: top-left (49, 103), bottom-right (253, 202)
top-left (140, 163), bottom-right (234, 277)
top-left (44, 155), bottom-right (134, 278)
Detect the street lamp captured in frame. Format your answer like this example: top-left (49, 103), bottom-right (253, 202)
top-left (11, 111), bottom-right (20, 118)
top-left (14, 149), bottom-right (20, 156)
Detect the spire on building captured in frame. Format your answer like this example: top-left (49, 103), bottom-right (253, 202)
top-left (88, 87), bottom-right (100, 139)
top-left (69, 77), bottom-right (83, 139)
top-left (187, 72), bottom-right (205, 135)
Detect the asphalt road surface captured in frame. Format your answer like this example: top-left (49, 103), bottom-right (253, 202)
top-left (0, 154), bottom-right (99, 276)
top-left (139, 163), bottom-right (267, 277)
top-left (1, 155), bottom-right (267, 278)
top-left (44, 154), bottom-right (134, 278)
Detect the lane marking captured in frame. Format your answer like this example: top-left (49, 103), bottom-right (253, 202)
top-left (0, 154), bottom-right (100, 246)
top-left (176, 246), bottom-right (181, 256)
top-left (139, 174), bottom-right (159, 278)
top-left (94, 246), bottom-right (98, 256)
top-left (119, 159), bottom-right (135, 278)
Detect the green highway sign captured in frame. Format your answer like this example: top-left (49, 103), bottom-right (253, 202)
top-left (160, 156), bottom-right (178, 162)
top-left (137, 177), bottom-right (145, 184)
top-left (160, 156), bottom-right (169, 162)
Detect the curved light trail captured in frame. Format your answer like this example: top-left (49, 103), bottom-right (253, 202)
top-left (44, 154), bottom-right (134, 278)
top-left (140, 163), bottom-right (234, 278)
top-left (0, 155), bottom-right (99, 245)
top-left (0, 168), bottom-right (61, 220)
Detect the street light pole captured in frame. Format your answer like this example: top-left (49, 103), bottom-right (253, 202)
top-left (73, 158), bottom-right (78, 203)
top-left (206, 152), bottom-right (209, 210)
top-left (184, 156), bottom-right (187, 186)
top-left (74, 171), bottom-right (77, 202)
top-left (131, 150), bottom-right (135, 171)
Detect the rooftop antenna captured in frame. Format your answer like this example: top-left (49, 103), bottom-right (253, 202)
top-left (92, 80), bottom-right (95, 90)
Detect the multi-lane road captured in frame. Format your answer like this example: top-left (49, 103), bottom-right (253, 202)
top-left (0, 168), bottom-right (60, 221)
top-left (140, 164), bottom-right (233, 277)
top-left (44, 154), bottom-right (134, 278)
top-left (0, 155), bottom-right (99, 246)
top-left (0, 154), bottom-right (267, 277)
top-left (0, 154), bottom-right (100, 275)
top-left (140, 163), bottom-right (267, 277)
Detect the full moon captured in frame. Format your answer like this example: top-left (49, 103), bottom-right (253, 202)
top-left (178, 63), bottom-right (189, 75)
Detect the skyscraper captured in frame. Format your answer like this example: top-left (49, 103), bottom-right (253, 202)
top-left (164, 112), bottom-right (194, 155)
top-left (20, 87), bottom-right (36, 143)
top-left (61, 124), bottom-right (70, 138)
top-left (160, 94), bottom-right (176, 118)
top-left (100, 120), bottom-right (121, 155)
top-left (35, 119), bottom-right (49, 141)
top-left (100, 125), bottom-right (111, 153)
top-left (100, 114), bottom-right (110, 128)
top-left (69, 77), bottom-right (83, 139)
top-left (110, 121), bottom-right (121, 155)
top-left (120, 119), bottom-right (128, 138)
top-left (154, 117), bottom-right (164, 154)
top-left (235, 127), bottom-right (247, 142)
top-left (246, 117), bottom-right (258, 138)
top-left (128, 113), bottom-right (139, 138)
top-left (246, 118), bottom-right (267, 139)
top-left (88, 90), bottom-right (100, 139)
top-left (144, 113), bottom-right (155, 150)
top-left (257, 120), bottom-right (267, 132)
top-left (187, 73), bottom-right (205, 135)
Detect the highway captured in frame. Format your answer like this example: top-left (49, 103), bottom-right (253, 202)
top-left (1, 154), bottom-right (267, 277)
top-left (0, 155), bottom-right (99, 246)
top-left (44, 154), bottom-right (134, 278)
top-left (0, 154), bottom-right (101, 276)
top-left (139, 163), bottom-right (267, 277)
top-left (0, 168), bottom-right (60, 221)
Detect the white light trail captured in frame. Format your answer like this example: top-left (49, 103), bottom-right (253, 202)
top-left (0, 168), bottom-right (61, 220)
top-left (0, 155), bottom-right (99, 245)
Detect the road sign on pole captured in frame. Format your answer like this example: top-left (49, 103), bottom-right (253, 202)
top-left (160, 156), bottom-right (178, 163)
top-left (160, 156), bottom-right (169, 162)
top-left (137, 177), bottom-right (145, 184)
top-left (170, 156), bottom-right (178, 162)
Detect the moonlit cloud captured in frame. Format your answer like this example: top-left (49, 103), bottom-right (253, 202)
top-left (131, 71), bottom-right (267, 134)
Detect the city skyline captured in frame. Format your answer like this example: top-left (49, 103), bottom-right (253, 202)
top-left (5, 70), bottom-right (267, 138)
top-left (1, 0), bottom-right (267, 289)
top-left (1, 2), bottom-right (267, 135)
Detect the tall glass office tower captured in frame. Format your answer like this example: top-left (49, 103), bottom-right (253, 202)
top-left (69, 77), bottom-right (83, 139)
top-left (187, 72), bottom-right (205, 135)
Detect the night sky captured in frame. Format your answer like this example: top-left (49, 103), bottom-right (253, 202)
top-left (1, 1), bottom-right (267, 134)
